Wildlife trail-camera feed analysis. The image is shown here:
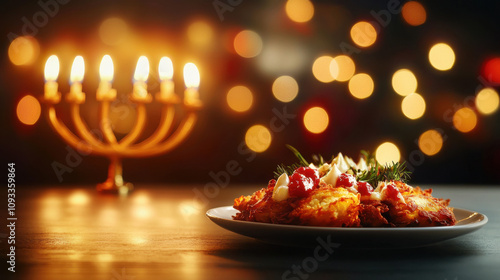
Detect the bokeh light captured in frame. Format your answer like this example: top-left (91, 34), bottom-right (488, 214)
top-left (17, 95), bottom-right (41, 125)
top-left (303, 107), bottom-right (329, 134)
top-left (285, 0), bottom-right (315, 23)
top-left (392, 69), bottom-right (418, 96)
top-left (348, 73), bottom-right (374, 99)
top-left (402, 1), bottom-right (427, 26)
top-left (429, 43), bottom-right (455, 71)
top-left (272, 75), bottom-right (299, 102)
top-left (418, 129), bottom-right (443, 156)
top-left (350, 21), bottom-right (377, 47)
top-left (99, 17), bottom-right (128, 46)
top-left (481, 57), bottom-right (500, 84)
top-left (8, 36), bottom-right (39, 66)
top-left (476, 88), bottom-right (500, 115)
top-left (331, 55), bottom-right (355, 82)
top-left (68, 191), bottom-right (90, 206)
top-left (234, 30), bottom-right (263, 58)
top-left (312, 56), bottom-right (335, 83)
top-left (187, 20), bottom-right (214, 47)
top-left (375, 142), bottom-right (401, 166)
top-left (453, 107), bottom-right (478, 133)
top-left (401, 93), bottom-right (426, 119)
top-left (245, 125), bottom-right (272, 153)
top-left (226, 85), bottom-right (253, 112)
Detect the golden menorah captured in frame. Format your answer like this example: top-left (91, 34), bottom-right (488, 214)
top-left (43, 55), bottom-right (202, 194)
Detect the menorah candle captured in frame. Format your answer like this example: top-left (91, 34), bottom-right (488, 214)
top-left (97, 55), bottom-right (114, 100)
top-left (44, 55), bottom-right (60, 101)
top-left (183, 63), bottom-right (200, 104)
top-left (69, 56), bottom-right (85, 102)
top-left (132, 56), bottom-right (149, 100)
top-left (159, 57), bottom-right (175, 100)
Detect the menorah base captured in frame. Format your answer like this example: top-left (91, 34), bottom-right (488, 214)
top-left (96, 157), bottom-right (133, 195)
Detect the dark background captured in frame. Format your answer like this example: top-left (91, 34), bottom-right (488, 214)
top-left (1, 0), bottom-right (499, 187)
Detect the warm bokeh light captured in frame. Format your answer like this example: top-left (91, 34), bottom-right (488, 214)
top-left (429, 43), bottom-right (455, 71)
top-left (272, 75), bottom-right (299, 102)
top-left (453, 107), bottom-right (478, 133)
top-left (187, 20), bottom-right (214, 47)
top-left (134, 56), bottom-right (150, 82)
top-left (68, 191), bottom-right (90, 206)
top-left (350, 21), bottom-right (377, 47)
top-left (234, 30), bottom-right (263, 58)
top-left (375, 142), bottom-right (401, 166)
top-left (401, 93), bottom-right (426, 119)
top-left (99, 17), bottom-right (128, 46)
top-left (392, 69), bottom-right (417, 96)
top-left (8, 36), bottom-right (39, 66)
top-left (331, 55), bottom-right (355, 82)
top-left (159, 57), bottom-right (174, 80)
top-left (44, 55), bottom-right (59, 81)
top-left (348, 73), bottom-right (374, 99)
top-left (70, 56), bottom-right (85, 83)
top-left (226, 85), bottom-right (253, 112)
top-left (402, 1), bottom-right (427, 26)
top-left (476, 88), bottom-right (500, 115)
top-left (99, 55), bottom-right (114, 82)
top-left (418, 129), bottom-right (443, 156)
top-left (245, 125), bottom-right (272, 153)
top-left (184, 63), bottom-right (200, 88)
top-left (109, 103), bottom-right (137, 134)
top-left (285, 0), bottom-right (314, 23)
top-left (303, 107), bottom-right (329, 134)
top-left (481, 57), bottom-right (500, 84)
top-left (16, 95), bottom-right (41, 125)
top-left (312, 56), bottom-right (335, 83)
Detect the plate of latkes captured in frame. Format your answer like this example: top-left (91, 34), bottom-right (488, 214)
top-left (206, 147), bottom-right (488, 247)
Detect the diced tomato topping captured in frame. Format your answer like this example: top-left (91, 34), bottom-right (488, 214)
top-left (357, 181), bottom-right (373, 196)
top-left (288, 167), bottom-right (319, 197)
top-left (385, 184), bottom-right (400, 200)
top-left (336, 173), bottom-right (357, 188)
top-left (267, 179), bottom-right (276, 189)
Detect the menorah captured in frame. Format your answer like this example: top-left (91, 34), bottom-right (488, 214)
top-left (43, 55), bottom-right (202, 194)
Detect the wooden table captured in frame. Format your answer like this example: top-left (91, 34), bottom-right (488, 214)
top-left (3, 185), bottom-right (499, 280)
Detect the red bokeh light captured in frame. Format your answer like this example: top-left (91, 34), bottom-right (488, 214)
top-left (481, 57), bottom-right (500, 84)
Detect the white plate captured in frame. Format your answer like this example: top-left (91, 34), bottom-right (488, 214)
top-left (206, 206), bottom-right (488, 247)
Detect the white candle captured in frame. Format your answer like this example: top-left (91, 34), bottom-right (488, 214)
top-left (44, 55), bottom-right (60, 101)
top-left (133, 56), bottom-right (149, 100)
top-left (69, 56), bottom-right (85, 102)
top-left (97, 55), bottom-right (114, 100)
top-left (159, 57), bottom-right (174, 100)
top-left (183, 63), bottom-right (200, 105)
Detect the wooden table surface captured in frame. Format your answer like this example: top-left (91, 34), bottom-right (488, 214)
top-left (2, 184), bottom-right (499, 280)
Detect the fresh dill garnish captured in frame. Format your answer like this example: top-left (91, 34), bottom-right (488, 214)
top-left (273, 145), bottom-right (309, 178)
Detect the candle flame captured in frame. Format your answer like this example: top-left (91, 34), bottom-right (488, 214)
top-left (183, 63), bottom-right (200, 88)
top-left (99, 55), bottom-right (114, 82)
top-left (70, 56), bottom-right (85, 84)
top-left (158, 57), bottom-right (173, 80)
top-left (134, 56), bottom-right (150, 82)
top-left (44, 55), bottom-right (59, 82)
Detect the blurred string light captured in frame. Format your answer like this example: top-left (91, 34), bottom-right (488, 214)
top-left (350, 21), bottom-right (377, 48)
top-left (272, 76), bottom-right (299, 102)
top-left (481, 57), bottom-right (500, 84)
top-left (285, 0), bottom-right (314, 23)
top-left (401, 93), bottom-right (426, 119)
top-left (392, 69), bottom-right (417, 96)
top-left (312, 55), bottom-right (335, 83)
top-left (99, 17), bottom-right (128, 46)
top-left (257, 37), bottom-right (309, 75)
top-left (16, 95), bottom-right (41, 125)
top-left (234, 30), bottom-right (263, 58)
top-left (348, 73), bottom-right (374, 99)
top-left (453, 107), bottom-right (477, 133)
top-left (401, 1), bottom-right (427, 26)
top-left (245, 125), bottom-right (272, 152)
top-left (418, 129), bottom-right (443, 156)
top-left (476, 88), bottom-right (500, 115)
top-left (331, 55), bottom-right (355, 82)
top-left (226, 85), bottom-right (253, 112)
top-left (8, 36), bottom-right (40, 66)
top-left (187, 20), bottom-right (214, 47)
top-left (429, 43), bottom-right (455, 71)
top-left (375, 142), bottom-right (401, 166)
top-left (303, 107), bottom-right (329, 134)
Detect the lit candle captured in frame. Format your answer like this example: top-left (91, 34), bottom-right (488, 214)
top-left (183, 63), bottom-right (200, 105)
top-left (69, 56), bottom-right (85, 102)
top-left (97, 55), bottom-right (115, 100)
top-left (44, 55), bottom-right (60, 101)
top-left (133, 56), bottom-right (150, 100)
top-left (158, 57), bottom-right (174, 100)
